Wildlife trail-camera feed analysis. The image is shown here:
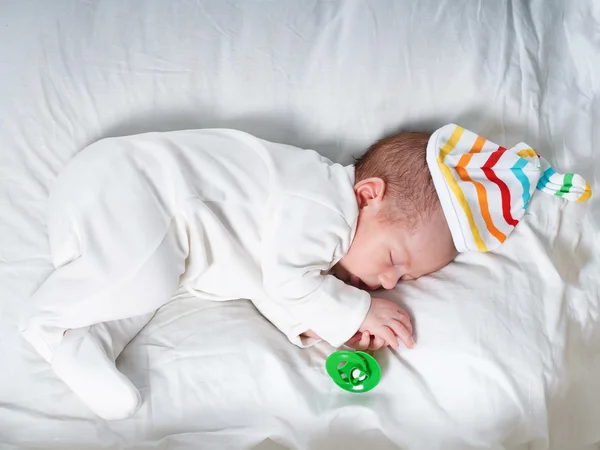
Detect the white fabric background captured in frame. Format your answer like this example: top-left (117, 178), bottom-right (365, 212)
top-left (1, 1), bottom-right (599, 449)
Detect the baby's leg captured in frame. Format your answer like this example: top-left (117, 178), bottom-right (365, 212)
top-left (49, 314), bottom-right (154, 420)
top-left (88, 313), bottom-right (157, 362)
top-left (20, 217), bottom-right (188, 419)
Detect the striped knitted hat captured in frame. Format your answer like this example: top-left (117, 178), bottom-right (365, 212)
top-left (426, 124), bottom-right (592, 253)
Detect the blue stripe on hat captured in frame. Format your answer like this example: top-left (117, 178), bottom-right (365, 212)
top-left (510, 158), bottom-right (531, 209)
top-left (537, 167), bottom-right (556, 191)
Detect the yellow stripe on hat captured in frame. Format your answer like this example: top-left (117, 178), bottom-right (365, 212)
top-left (518, 149), bottom-right (537, 158)
top-left (577, 182), bottom-right (592, 202)
top-left (437, 125), bottom-right (488, 252)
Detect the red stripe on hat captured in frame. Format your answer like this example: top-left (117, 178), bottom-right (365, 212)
top-left (481, 146), bottom-right (519, 227)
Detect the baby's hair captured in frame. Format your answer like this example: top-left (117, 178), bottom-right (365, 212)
top-left (354, 132), bottom-right (439, 227)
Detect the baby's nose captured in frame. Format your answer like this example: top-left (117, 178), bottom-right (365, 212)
top-left (379, 272), bottom-right (400, 290)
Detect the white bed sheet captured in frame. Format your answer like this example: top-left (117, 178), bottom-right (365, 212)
top-left (1, 1), bottom-right (599, 449)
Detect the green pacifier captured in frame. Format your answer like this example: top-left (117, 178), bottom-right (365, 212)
top-left (326, 350), bottom-right (381, 393)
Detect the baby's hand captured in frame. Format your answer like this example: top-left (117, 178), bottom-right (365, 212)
top-left (358, 298), bottom-right (414, 350)
top-left (345, 331), bottom-right (395, 351)
top-left (345, 331), bottom-right (382, 351)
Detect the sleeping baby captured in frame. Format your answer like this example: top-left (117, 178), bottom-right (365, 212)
top-left (20, 124), bottom-right (590, 420)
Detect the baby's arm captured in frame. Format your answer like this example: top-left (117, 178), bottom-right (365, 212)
top-left (262, 195), bottom-right (370, 347)
top-left (263, 269), bottom-right (371, 347)
top-left (262, 194), bottom-right (413, 348)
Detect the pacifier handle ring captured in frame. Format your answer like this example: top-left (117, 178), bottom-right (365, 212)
top-left (326, 350), bottom-right (381, 393)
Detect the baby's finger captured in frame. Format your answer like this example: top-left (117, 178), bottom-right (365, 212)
top-left (345, 332), bottom-right (361, 348)
top-left (378, 326), bottom-right (399, 350)
top-left (346, 331), bottom-right (371, 350)
top-left (358, 331), bottom-right (371, 350)
top-left (368, 335), bottom-right (385, 351)
top-left (394, 310), bottom-right (413, 335)
top-left (388, 320), bottom-right (414, 349)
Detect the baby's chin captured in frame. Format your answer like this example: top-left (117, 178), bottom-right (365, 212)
top-left (361, 281), bottom-right (382, 291)
top-left (331, 264), bottom-right (381, 291)
top-left (330, 265), bottom-right (354, 285)
top-left (330, 263), bottom-right (347, 279)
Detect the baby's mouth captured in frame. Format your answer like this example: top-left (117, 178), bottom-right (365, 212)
top-left (333, 268), bottom-right (380, 291)
top-left (349, 275), bottom-right (381, 291)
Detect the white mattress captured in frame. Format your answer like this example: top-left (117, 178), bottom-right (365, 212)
top-left (1, 1), bottom-right (599, 449)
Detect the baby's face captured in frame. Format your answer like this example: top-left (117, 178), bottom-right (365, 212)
top-left (333, 180), bottom-right (456, 291)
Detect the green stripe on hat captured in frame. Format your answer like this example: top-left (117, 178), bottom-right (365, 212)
top-left (556, 173), bottom-right (573, 197)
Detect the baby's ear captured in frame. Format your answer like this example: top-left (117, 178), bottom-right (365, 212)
top-left (354, 177), bottom-right (386, 208)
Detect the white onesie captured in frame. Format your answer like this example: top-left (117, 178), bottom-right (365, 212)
top-left (20, 129), bottom-right (371, 419)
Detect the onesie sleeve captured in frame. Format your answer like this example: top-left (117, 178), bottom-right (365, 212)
top-left (261, 193), bottom-right (371, 348)
top-left (250, 296), bottom-right (321, 348)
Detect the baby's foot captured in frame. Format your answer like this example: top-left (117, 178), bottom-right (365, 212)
top-left (51, 327), bottom-right (141, 420)
top-left (21, 323), bottom-right (57, 364)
